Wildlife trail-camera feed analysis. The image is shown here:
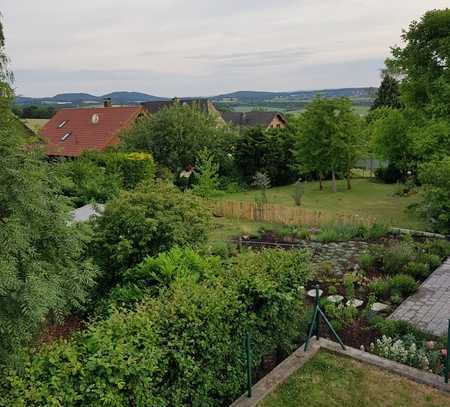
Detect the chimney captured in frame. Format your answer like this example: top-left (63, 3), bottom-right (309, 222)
top-left (104, 98), bottom-right (112, 108)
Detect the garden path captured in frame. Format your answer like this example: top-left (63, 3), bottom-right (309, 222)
top-left (390, 257), bottom-right (450, 336)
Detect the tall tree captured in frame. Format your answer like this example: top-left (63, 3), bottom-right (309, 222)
top-left (371, 70), bottom-right (402, 110)
top-left (293, 97), bottom-right (361, 192)
top-left (121, 103), bottom-right (236, 174)
top-left (387, 8), bottom-right (450, 118)
top-left (0, 14), bottom-right (97, 367)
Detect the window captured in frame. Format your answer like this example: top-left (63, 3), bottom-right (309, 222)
top-left (61, 132), bottom-right (71, 141)
top-left (58, 120), bottom-right (67, 128)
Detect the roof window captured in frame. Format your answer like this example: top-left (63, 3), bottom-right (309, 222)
top-left (58, 120), bottom-right (68, 128)
top-left (61, 132), bottom-right (71, 141)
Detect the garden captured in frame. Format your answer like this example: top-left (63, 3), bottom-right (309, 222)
top-left (1, 8), bottom-right (450, 407)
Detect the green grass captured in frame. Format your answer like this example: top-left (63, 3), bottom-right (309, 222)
top-left (261, 351), bottom-right (450, 407)
top-left (208, 217), bottom-right (280, 243)
top-left (22, 118), bottom-right (49, 132)
top-left (216, 178), bottom-right (425, 230)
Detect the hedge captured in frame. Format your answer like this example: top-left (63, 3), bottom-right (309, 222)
top-left (1, 248), bottom-right (312, 406)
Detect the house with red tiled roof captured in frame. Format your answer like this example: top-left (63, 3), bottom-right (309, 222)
top-left (42, 101), bottom-right (143, 157)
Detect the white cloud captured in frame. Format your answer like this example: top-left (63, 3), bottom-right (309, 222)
top-left (2, 0), bottom-right (449, 96)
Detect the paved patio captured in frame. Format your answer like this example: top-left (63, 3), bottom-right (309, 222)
top-left (390, 257), bottom-right (450, 336)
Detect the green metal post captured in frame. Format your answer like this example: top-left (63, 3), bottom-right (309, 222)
top-left (315, 285), bottom-right (320, 340)
top-left (445, 320), bottom-right (450, 384)
top-left (245, 331), bottom-right (252, 397)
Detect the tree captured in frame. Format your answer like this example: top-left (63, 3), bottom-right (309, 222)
top-left (387, 9), bottom-right (450, 118)
top-left (90, 182), bottom-right (211, 288)
top-left (191, 148), bottom-right (221, 198)
top-left (418, 157), bottom-right (450, 234)
top-left (293, 97), bottom-right (362, 192)
top-left (121, 103), bottom-right (236, 174)
top-left (234, 127), bottom-right (297, 186)
top-left (371, 70), bottom-right (402, 110)
top-left (370, 108), bottom-right (415, 178)
top-left (0, 16), bottom-right (97, 366)
top-left (0, 124), bottom-right (98, 366)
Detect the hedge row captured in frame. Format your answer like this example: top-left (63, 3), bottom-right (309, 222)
top-left (1, 248), bottom-right (312, 406)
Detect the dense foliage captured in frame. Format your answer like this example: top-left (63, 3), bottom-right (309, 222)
top-left (418, 157), bottom-right (450, 233)
top-left (56, 150), bottom-right (156, 206)
top-left (0, 117), bottom-right (97, 366)
top-left (235, 126), bottom-right (297, 186)
top-left (293, 97), bottom-right (363, 191)
top-left (12, 104), bottom-right (57, 119)
top-left (90, 182), bottom-right (211, 286)
top-left (121, 103), bottom-right (237, 174)
top-left (1, 248), bottom-right (312, 406)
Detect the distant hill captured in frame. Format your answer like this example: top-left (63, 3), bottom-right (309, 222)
top-left (15, 92), bottom-right (167, 107)
top-left (14, 87), bottom-right (376, 115)
top-left (212, 87), bottom-right (377, 103)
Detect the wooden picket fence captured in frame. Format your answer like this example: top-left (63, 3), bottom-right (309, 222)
top-left (211, 200), bottom-right (376, 228)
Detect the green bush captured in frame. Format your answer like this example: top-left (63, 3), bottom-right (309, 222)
top-left (91, 182), bottom-right (211, 287)
top-left (315, 223), bottom-right (388, 243)
top-left (388, 274), bottom-right (418, 297)
top-left (424, 239), bottom-right (450, 259)
top-left (1, 248), bottom-right (312, 406)
top-left (405, 261), bottom-right (430, 279)
top-left (358, 252), bottom-right (375, 271)
top-left (368, 278), bottom-right (390, 299)
top-left (369, 274), bottom-right (418, 300)
top-left (55, 151), bottom-right (156, 206)
top-left (380, 242), bottom-right (415, 275)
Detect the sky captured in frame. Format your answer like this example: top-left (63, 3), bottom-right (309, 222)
top-left (1, 0), bottom-right (449, 97)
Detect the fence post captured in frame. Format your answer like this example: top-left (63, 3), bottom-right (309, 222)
top-left (445, 320), bottom-right (450, 384)
top-left (245, 331), bottom-right (252, 397)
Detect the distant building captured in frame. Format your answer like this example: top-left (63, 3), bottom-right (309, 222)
top-left (41, 100), bottom-right (143, 157)
top-left (220, 111), bottom-right (286, 130)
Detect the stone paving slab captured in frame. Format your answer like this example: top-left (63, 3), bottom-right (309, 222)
top-left (390, 258), bottom-right (450, 336)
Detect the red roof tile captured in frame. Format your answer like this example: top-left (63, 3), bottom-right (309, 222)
top-left (42, 106), bottom-right (143, 157)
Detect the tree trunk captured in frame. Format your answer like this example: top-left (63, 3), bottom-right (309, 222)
top-left (331, 168), bottom-right (337, 193)
top-left (319, 174), bottom-right (323, 191)
top-left (346, 170), bottom-right (352, 190)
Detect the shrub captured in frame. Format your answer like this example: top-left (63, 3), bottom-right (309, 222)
top-left (1, 249), bottom-right (312, 406)
top-left (388, 274), bottom-right (418, 297)
top-left (358, 252), bottom-right (375, 271)
top-left (424, 239), bottom-right (450, 259)
top-left (375, 163), bottom-right (402, 183)
top-left (405, 261), bottom-right (430, 279)
top-left (291, 179), bottom-right (305, 206)
top-left (191, 148), bottom-right (222, 198)
top-left (315, 223), bottom-right (388, 243)
top-left (418, 157), bottom-right (450, 234)
top-left (368, 278), bottom-right (390, 299)
top-left (91, 182), bottom-right (211, 287)
top-left (380, 242), bottom-right (415, 275)
top-left (323, 302), bottom-right (358, 333)
top-left (55, 151), bottom-right (156, 206)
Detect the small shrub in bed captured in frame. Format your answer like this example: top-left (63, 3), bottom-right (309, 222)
top-left (388, 274), bottom-right (418, 298)
top-left (405, 261), bottom-right (430, 279)
top-left (315, 223), bottom-right (388, 243)
top-left (380, 241), bottom-right (416, 275)
top-left (423, 239), bottom-right (450, 259)
top-left (368, 274), bottom-right (418, 300)
top-left (368, 278), bottom-right (391, 299)
top-left (358, 252), bottom-right (375, 271)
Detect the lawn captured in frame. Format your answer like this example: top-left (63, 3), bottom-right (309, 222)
top-left (261, 351), bottom-right (450, 407)
top-left (216, 178), bottom-right (425, 230)
top-left (22, 118), bottom-right (49, 133)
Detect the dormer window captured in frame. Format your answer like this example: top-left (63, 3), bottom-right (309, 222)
top-left (61, 132), bottom-right (71, 141)
top-left (58, 120), bottom-right (68, 128)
